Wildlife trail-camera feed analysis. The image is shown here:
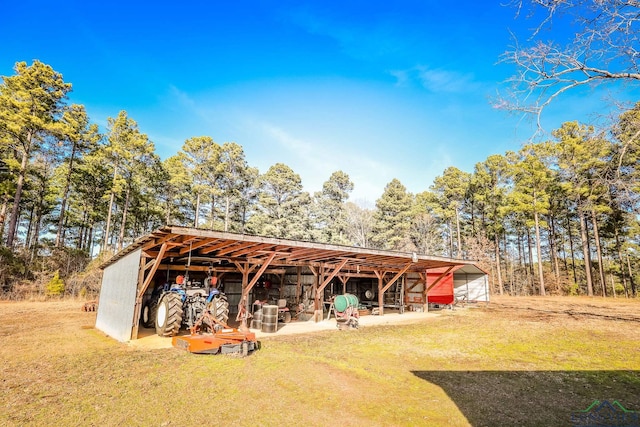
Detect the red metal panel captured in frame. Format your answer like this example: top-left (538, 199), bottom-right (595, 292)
top-left (426, 269), bottom-right (454, 304)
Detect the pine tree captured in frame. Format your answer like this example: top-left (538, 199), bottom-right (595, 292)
top-left (472, 155), bottom-right (510, 295)
top-left (101, 111), bottom-right (155, 251)
top-left (315, 170), bottom-right (354, 244)
top-left (0, 61), bottom-right (72, 247)
top-left (247, 163), bottom-right (309, 239)
top-left (54, 104), bottom-right (100, 247)
top-left (509, 143), bottom-right (555, 295)
top-left (431, 166), bottom-right (471, 257)
top-left (371, 178), bottom-right (413, 250)
top-left (179, 136), bottom-right (221, 228)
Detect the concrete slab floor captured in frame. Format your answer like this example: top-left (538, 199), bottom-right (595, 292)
top-left (127, 309), bottom-right (447, 350)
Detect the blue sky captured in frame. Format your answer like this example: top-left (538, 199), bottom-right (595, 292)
top-left (1, 1), bottom-right (627, 204)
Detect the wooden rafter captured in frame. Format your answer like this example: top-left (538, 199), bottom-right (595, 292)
top-left (199, 240), bottom-right (239, 255)
top-left (225, 243), bottom-right (273, 257)
top-left (177, 238), bottom-right (217, 254)
top-left (141, 233), bottom-right (179, 251)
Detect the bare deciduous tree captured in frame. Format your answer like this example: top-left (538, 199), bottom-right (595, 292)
top-left (499, 1), bottom-right (640, 124)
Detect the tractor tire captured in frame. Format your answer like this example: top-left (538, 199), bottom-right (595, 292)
top-left (208, 294), bottom-right (230, 326)
top-left (141, 301), bottom-right (158, 328)
top-left (156, 293), bottom-right (184, 337)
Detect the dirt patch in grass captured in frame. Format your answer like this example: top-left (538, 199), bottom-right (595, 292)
top-left (1, 297), bottom-right (639, 426)
top-left (488, 294), bottom-right (640, 322)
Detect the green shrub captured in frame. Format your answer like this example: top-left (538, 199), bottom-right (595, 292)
top-left (567, 282), bottom-right (580, 296)
top-left (46, 271), bottom-right (65, 297)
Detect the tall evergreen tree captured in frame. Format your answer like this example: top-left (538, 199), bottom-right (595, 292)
top-left (54, 104), bottom-right (100, 247)
top-left (179, 136), bottom-right (221, 228)
top-left (315, 170), bottom-right (354, 244)
top-left (431, 166), bottom-right (471, 257)
top-left (101, 111), bottom-right (155, 251)
top-left (472, 155), bottom-right (511, 294)
top-left (552, 121), bottom-right (609, 296)
top-left (217, 142), bottom-right (253, 232)
top-left (0, 61), bottom-right (72, 247)
top-left (371, 178), bottom-right (413, 250)
top-left (247, 163), bottom-right (310, 239)
top-left (510, 143), bottom-right (555, 295)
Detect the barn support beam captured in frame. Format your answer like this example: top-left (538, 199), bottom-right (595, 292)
top-left (374, 263), bottom-right (411, 315)
top-left (375, 271), bottom-right (386, 315)
top-left (236, 252), bottom-right (277, 330)
top-left (313, 259), bottom-right (349, 322)
top-left (295, 266), bottom-right (302, 306)
top-left (338, 275), bottom-right (350, 294)
top-left (131, 242), bottom-right (168, 339)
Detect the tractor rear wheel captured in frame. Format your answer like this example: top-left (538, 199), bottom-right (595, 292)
top-left (208, 294), bottom-right (230, 326)
top-left (141, 301), bottom-right (158, 328)
top-left (156, 293), bottom-right (183, 337)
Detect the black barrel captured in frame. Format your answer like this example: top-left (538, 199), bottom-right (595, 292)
top-left (261, 322), bottom-right (277, 333)
top-left (261, 314), bottom-right (278, 323)
top-left (261, 305), bottom-right (278, 333)
top-left (262, 305), bottom-right (278, 316)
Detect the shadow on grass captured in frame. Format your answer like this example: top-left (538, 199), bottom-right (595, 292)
top-left (412, 370), bottom-right (640, 427)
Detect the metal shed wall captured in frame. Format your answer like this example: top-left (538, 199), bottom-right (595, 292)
top-left (454, 273), bottom-right (489, 302)
top-left (95, 248), bottom-right (141, 342)
top-left (427, 271), bottom-right (454, 304)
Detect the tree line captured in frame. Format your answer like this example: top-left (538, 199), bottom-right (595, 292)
top-left (1, 60), bottom-right (639, 298)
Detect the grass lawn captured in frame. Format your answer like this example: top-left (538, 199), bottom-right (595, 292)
top-left (1, 296), bottom-right (639, 426)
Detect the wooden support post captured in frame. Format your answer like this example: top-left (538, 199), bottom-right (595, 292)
top-left (237, 252), bottom-right (277, 330)
top-left (317, 259), bottom-right (349, 294)
top-left (278, 273), bottom-right (285, 299)
top-left (338, 275), bottom-right (349, 294)
top-left (235, 262), bottom-right (250, 326)
top-left (375, 263), bottom-right (411, 316)
top-left (131, 256), bottom-right (147, 340)
top-left (295, 266), bottom-right (302, 306)
top-left (313, 259), bottom-right (348, 322)
top-left (242, 252), bottom-right (277, 300)
top-left (313, 265), bottom-right (322, 322)
top-left (375, 270), bottom-right (386, 315)
top-left (131, 242), bottom-right (168, 340)
top-left (422, 270), bottom-right (429, 312)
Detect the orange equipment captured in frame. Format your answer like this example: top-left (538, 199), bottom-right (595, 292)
top-left (171, 305), bottom-right (258, 356)
top-left (172, 329), bottom-right (257, 355)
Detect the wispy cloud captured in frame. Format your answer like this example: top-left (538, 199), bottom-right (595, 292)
top-left (257, 120), bottom-right (393, 200)
top-left (262, 123), bottom-right (316, 160)
top-left (286, 8), bottom-right (406, 61)
top-left (390, 66), bottom-right (479, 93)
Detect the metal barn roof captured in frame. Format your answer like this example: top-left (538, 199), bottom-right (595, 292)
top-left (101, 225), bottom-right (481, 274)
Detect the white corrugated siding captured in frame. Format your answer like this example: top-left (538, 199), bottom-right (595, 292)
top-left (95, 248), bottom-right (142, 342)
top-left (453, 272), bottom-right (489, 302)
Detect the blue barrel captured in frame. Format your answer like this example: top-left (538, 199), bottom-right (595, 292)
top-left (334, 293), bottom-right (359, 313)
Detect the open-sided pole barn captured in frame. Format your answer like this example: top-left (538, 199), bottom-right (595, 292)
top-left (96, 226), bottom-right (488, 342)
